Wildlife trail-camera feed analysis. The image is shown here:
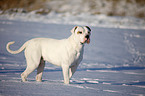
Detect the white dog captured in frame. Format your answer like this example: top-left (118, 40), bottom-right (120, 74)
top-left (6, 26), bottom-right (91, 84)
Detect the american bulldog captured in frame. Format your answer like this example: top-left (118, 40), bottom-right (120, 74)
top-left (6, 26), bottom-right (91, 84)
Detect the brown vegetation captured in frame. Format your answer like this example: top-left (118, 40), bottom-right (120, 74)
top-left (0, 0), bottom-right (47, 12)
top-left (0, 0), bottom-right (144, 18)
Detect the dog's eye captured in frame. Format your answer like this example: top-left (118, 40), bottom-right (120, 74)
top-left (77, 31), bottom-right (82, 34)
top-left (88, 31), bottom-right (91, 34)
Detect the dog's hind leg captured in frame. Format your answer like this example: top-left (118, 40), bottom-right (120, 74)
top-left (21, 48), bottom-right (41, 82)
top-left (36, 57), bottom-right (45, 82)
top-left (21, 60), bottom-right (39, 82)
top-left (21, 66), bottom-right (36, 82)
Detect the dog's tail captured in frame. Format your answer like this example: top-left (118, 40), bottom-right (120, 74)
top-left (6, 41), bottom-right (28, 54)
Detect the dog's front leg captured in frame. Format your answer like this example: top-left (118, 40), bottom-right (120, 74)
top-left (62, 65), bottom-right (70, 84)
top-left (69, 64), bottom-right (78, 79)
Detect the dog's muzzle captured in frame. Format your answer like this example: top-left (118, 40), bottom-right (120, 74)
top-left (85, 35), bottom-right (90, 44)
top-left (81, 35), bottom-right (90, 44)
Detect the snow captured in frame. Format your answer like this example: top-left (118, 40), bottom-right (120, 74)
top-left (0, 15), bottom-right (145, 95)
top-left (0, 11), bottom-right (145, 30)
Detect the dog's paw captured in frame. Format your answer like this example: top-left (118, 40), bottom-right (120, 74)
top-left (64, 81), bottom-right (70, 85)
top-left (36, 79), bottom-right (42, 82)
top-left (21, 74), bottom-right (27, 82)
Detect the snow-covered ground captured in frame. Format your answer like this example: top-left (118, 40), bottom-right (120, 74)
top-left (0, 11), bottom-right (145, 30)
top-left (0, 14), bottom-right (145, 96)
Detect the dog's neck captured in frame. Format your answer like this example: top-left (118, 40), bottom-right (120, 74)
top-left (67, 34), bottom-right (84, 52)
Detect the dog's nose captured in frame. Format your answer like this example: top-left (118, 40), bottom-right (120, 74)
top-left (85, 35), bottom-right (90, 39)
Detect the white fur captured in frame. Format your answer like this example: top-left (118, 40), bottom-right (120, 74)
top-left (6, 26), bottom-right (91, 84)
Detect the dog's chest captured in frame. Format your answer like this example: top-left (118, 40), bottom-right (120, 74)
top-left (69, 49), bottom-right (83, 66)
top-left (73, 50), bottom-right (80, 60)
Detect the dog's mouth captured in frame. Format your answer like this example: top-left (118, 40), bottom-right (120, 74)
top-left (80, 35), bottom-right (90, 44)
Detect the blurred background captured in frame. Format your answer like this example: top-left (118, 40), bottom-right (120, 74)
top-left (0, 0), bottom-right (145, 19)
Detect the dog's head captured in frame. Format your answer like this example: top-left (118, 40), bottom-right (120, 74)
top-left (71, 26), bottom-right (91, 44)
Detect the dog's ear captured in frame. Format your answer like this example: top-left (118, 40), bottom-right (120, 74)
top-left (85, 26), bottom-right (91, 32)
top-left (71, 26), bottom-right (78, 33)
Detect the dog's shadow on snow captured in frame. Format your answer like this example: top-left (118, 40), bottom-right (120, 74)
top-left (70, 66), bottom-right (145, 86)
top-left (78, 66), bottom-right (145, 71)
